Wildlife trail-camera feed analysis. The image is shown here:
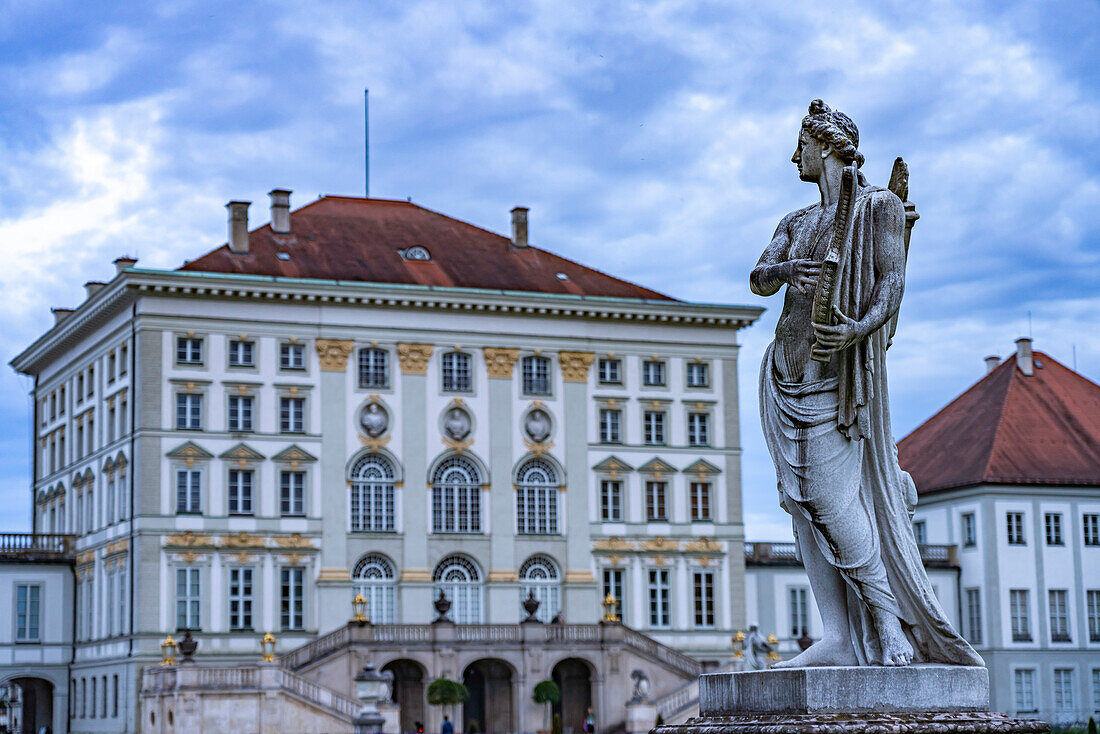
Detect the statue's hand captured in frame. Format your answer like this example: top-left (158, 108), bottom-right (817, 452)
top-left (813, 306), bottom-right (865, 353)
top-left (783, 259), bottom-right (823, 296)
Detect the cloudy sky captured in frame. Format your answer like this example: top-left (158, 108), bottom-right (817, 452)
top-left (1, 1), bottom-right (1097, 537)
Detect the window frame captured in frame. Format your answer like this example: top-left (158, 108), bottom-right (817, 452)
top-left (358, 347), bottom-right (390, 389)
top-left (175, 566), bottom-right (201, 631)
top-left (175, 393), bottom-right (203, 431)
top-left (1045, 512), bottom-right (1064, 546)
top-left (965, 587), bottom-right (983, 645)
top-left (441, 351), bottom-right (473, 393)
top-left (687, 411), bottom-right (710, 447)
top-left (599, 408), bottom-right (622, 444)
top-left (1009, 588), bottom-right (1031, 642)
top-left (647, 568), bottom-right (671, 628)
top-left (600, 479), bottom-right (623, 522)
top-left (962, 512), bottom-right (977, 547)
top-left (228, 567), bottom-right (254, 631)
top-left (643, 410), bottom-right (666, 446)
top-left (1084, 513), bottom-right (1100, 546)
top-left (690, 481), bottom-right (712, 521)
top-left (280, 566), bottom-right (305, 631)
top-left (227, 468), bottom-right (254, 516)
top-left (686, 361), bottom-right (710, 389)
top-left (227, 394), bottom-right (254, 433)
top-left (521, 355), bottom-right (552, 396)
top-left (597, 358), bottom-right (622, 385)
top-left (227, 339), bottom-right (255, 368)
top-left (1006, 512), bottom-right (1026, 545)
top-left (15, 583), bottom-right (42, 642)
top-left (645, 480), bottom-right (667, 522)
top-left (1049, 589), bottom-right (1071, 643)
top-left (280, 470), bottom-right (307, 517)
top-left (175, 468), bottom-right (202, 515)
top-left (280, 342), bottom-right (306, 371)
top-left (280, 396), bottom-right (306, 434)
top-left (176, 336), bottom-right (204, 366)
top-left (642, 359), bottom-right (667, 387)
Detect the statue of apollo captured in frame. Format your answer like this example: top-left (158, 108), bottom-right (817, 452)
top-left (751, 100), bottom-right (982, 668)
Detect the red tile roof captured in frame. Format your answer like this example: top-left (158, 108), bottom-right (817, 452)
top-left (180, 196), bottom-right (675, 301)
top-left (897, 351), bottom-right (1100, 495)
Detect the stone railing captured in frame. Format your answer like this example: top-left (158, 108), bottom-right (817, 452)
top-left (655, 658), bottom-right (740, 720)
top-left (619, 627), bottom-right (703, 679)
top-left (281, 625), bottom-right (352, 671)
top-left (545, 624), bottom-right (601, 643)
top-left (455, 625), bottom-right (521, 642)
top-left (142, 663), bottom-right (357, 721)
top-left (747, 541), bottom-right (958, 568)
top-left (0, 532), bottom-right (76, 560)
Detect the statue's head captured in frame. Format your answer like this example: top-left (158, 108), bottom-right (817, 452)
top-left (792, 99), bottom-right (863, 182)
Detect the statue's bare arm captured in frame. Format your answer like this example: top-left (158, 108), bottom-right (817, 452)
top-left (813, 192), bottom-right (906, 353)
top-left (750, 211), bottom-right (822, 297)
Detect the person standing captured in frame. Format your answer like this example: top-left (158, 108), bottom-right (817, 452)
top-left (441, 715), bottom-right (454, 734)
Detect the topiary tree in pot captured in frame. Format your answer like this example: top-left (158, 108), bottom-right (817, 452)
top-left (532, 679), bottom-right (561, 733)
top-left (427, 676), bottom-right (470, 729)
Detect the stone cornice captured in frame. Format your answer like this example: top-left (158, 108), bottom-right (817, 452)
top-left (12, 269), bottom-right (763, 376)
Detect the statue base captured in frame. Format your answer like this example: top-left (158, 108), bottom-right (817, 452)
top-left (653, 667), bottom-right (1048, 733)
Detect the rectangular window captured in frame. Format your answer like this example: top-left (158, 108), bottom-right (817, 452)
top-left (1006, 512), bottom-right (1026, 545)
top-left (176, 469), bottom-right (201, 514)
top-left (108, 352), bottom-right (116, 383)
top-left (789, 586), bottom-right (809, 637)
top-left (280, 342), bottom-right (305, 370)
top-left (1010, 589), bottom-right (1031, 641)
top-left (280, 471), bottom-right (306, 516)
top-left (965, 588), bottom-right (983, 645)
top-left (176, 567), bottom-right (201, 630)
top-left (228, 469), bottom-right (254, 515)
top-left (442, 351), bottom-right (472, 392)
top-left (1088, 590), bottom-right (1100, 642)
top-left (1049, 589), bottom-right (1071, 642)
top-left (646, 481), bottom-right (667, 521)
top-left (1054, 668), bottom-right (1075, 712)
top-left (113, 674), bottom-right (119, 717)
top-left (1045, 512), bottom-right (1064, 545)
top-left (600, 480), bottom-right (623, 522)
top-left (648, 568), bottom-right (670, 628)
top-left (1014, 669), bottom-right (1036, 713)
top-left (228, 339), bottom-right (254, 367)
top-left (643, 411), bottom-right (666, 445)
top-left (105, 569), bottom-right (115, 636)
top-left (15, 584), bottom-right (41, 641)
top-left (516, 483), bottom-right (558, 535)
top-left (913, 520), bottom-right (927, 545)
top-left (1085, 514), bottom-right (1100, 546)
top-left (175, 393), bottom-right (202, 430)
top-left (686, 361), bottom-right (709, 388)
top-left (176, 336), bottom-right (203, 365)
top-left (81, 679), bottom-right (87, 718)
top-left (1092, 669), bottom-right (1100, 716)
top-left (602, 568), bottom-right (624, 620)
top-left (281, 567), bottom-right (304, 631)
top-left (120, 344), bottom-right (128, 375)
top-left (91, 677), bottom-right (96, 718)
top-left (229, 567), bottom-right (253, 631)
top-left (598, 358), bottom-right (621, 385)
top-left (227, 395), bottom-right (253, 432)
top-left (522, 355), bottom-right (551, 395)
top-left (962, 512), bottom-right (976, 547)
top-left (694, 571), bottom-right (715, 628)
top-left (687, 412), bottom-right (710, 446)
top-left (690, 482), bottom-right (711, 520)
top-left (642, 360), bottom-right (666, 386)
top-left (599, 409), bottom-right (622, 443)
top-left (280, 397), bottom-right (305, 433)
top-left (358, 348), bottom-right (388, 388)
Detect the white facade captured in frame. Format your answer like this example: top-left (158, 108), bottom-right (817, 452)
top-left (10, 258), bottom-right (761, 732)
top-left (914, 486), bottom-right (1100, 725)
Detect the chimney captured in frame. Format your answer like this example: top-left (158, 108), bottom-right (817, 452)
top-left (1015, 337), bottom-right (1034, 376)
top-left (51, 307), bottom-right (73, 325)
top-left (113, 256), bottom-right (138, 275)
top-left (84, 281), bottom-right (107, 299)
top-left (269, 189), bottom-right (291, 234)
top-left (226, 200), bottom-right (251, 254)
top-left (511, 206), bottom-right (529, 249)
top-left (984, 356), bottom-right (1000, 374)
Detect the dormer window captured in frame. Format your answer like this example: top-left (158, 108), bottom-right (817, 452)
top-left (401, 246), bottom-right (431, 261)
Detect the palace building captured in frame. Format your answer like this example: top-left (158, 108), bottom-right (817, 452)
top-left (3, 192), bottom-right (761, 733)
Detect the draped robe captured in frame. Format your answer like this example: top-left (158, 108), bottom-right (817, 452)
top-left (760, 186), bottom-right (983, 666)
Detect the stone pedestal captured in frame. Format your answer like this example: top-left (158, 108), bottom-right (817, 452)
top-left (655, 666), bottom-right (1049, 733)
top-left (626, 699), bottom-right (658, 734)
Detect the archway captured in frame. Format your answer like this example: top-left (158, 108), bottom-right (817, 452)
top-left (462, 659), bottom-right (514, 734)
top-left (552, 659), bottom-right (592, 734)
top-left (2, 678), bottom-right (53, 734)
top-left (383, 659), bottom-right (426, 734)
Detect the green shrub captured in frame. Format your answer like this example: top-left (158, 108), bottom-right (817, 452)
top-left (426, 677), bottom-right (469, 707)
top-left (533, 680), bottom-right (561, 705)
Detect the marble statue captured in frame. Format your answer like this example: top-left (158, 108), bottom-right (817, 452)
top-left (629, 669), bottom-right (651, 703)
top-left (361, 403), bottom-right (388, 437)
top-left (743, 625), bottom-right (773, 671)
top-left (751, 100), bottom-right (982, 668)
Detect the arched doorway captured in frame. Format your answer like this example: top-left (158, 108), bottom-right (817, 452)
top-left (552, 659), bottom-right (592, 734)
top-left (462, 659), bottom-right (514, 734)
top-left (2, 678), bottom-right (53, 734)
top-left (383, 659), bottom-right (426, 734)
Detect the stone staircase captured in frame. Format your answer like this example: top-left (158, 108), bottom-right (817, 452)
top-left (652, 658), bottom-right (742, 725)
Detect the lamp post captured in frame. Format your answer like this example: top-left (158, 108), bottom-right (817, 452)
top-left (160, 634), bottom-right (179, 666)
top-left (352, 593), bottom-right (370, 625)
top-left (354, 662), bottom-right (393, 734)
top-left (600, 593), bottom-right (620, 623)
top-left (260, 632), bottom-right (277, 663)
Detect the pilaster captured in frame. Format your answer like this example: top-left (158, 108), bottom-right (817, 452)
top-left (399, 343), bottom-right (434, 622)
top-left (315, 339), bottom-right (353, 633)
top-left (485, 348), bottom-right (520, 622)
top-left (722, 355), bottom-right (747, 632)
top-left (560, 351), bottom-right (598, 620)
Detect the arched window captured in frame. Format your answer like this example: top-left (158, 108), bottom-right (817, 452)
top-left (354, 554), bottom-right (397, 624)
top-left (516, 459), bottom-right (559, 534)
top-left (434, 555), bottom-right (482, 624)
top-left (350, 455), bottom-right (396, 532)
top-left (520, 555), bottom-right (561, 623)
top-left (432, 456), bottom-right (481, 534)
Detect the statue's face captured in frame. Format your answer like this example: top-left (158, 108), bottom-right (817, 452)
top-left (791, 128), bottom-right (823, 183)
